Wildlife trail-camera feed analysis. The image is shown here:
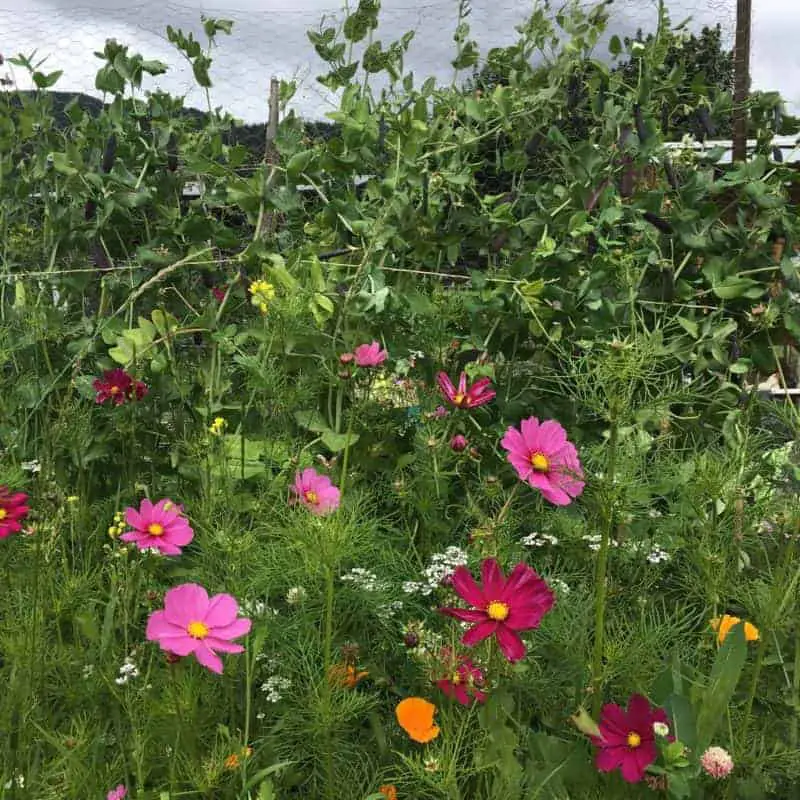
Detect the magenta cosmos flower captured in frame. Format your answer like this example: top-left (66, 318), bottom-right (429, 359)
top-left (500, 416), bottom-right (584, 506)
top-left (440, 558), bottom-right (554, 662)
top-left (0, 487), bottom-right (29, 538)
top-left (93, 368), bottom-right (148, 405)
top-left (291, 468), bottom-right (340, 515)
top-left (146, 583), bottom-right (252, 674)
top-left (353, 340), bottom-right (388, 367)
top-left (437, 371), bottom-right (495, 409)
top-left (120, 498), bottom-right (194, 555)
top-left (106, 786), bottom-right (127, 800)
top-left (591, 694), bottom-right (669, 783)
top-left (436, 653), bottom-right (486, 706)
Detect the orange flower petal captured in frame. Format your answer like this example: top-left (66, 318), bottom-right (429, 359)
top-left (396, 697), bottom-right (440, 743)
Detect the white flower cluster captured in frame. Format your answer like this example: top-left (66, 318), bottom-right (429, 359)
top-left (550, 578), bottom-right (571, 595)
top-left (21, 459), bottom-right (41, 474)
top-left (82, 664), bottom-right (95, 680)
top-left (242, 599), bottom-right (279, 617)
top-left (646, 546), bottom-right (671, 565)
top-left (377, 600), bottom-right (404, 619)
top-left (520, 531), bottom-right (559, 547)
top-left (341, 567), bottom-right (388, 592)
top-left (286, 586), bottom-right (306, 605)
top-left (115, 655), bottom-right (140, 685)
top-left (402, 546), bottom-right (469, 596)
top-left (3, 774), bottom-right (24, 789)
top-left (260, 675), bottom-right (292, 703)
top-left (582, 534), bottom-right (621, 552)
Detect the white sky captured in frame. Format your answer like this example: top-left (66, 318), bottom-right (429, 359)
top-left (2, 0), bottom-right (798, 123)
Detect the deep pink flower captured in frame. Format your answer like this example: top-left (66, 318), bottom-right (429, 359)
top-left (212, 286), bottom-right (227, 302)
top-left (591, 694), bottom-right (668, 783)
top-left (120, 498), bottom-right (194, 556)
top-left (106, 786), bottom-right (127, 800)
top-left (353, 341), bottom-right (388, 367)
top-left (440, 558), bottom-right (554, 662)
top-left (500, 416), bottom-right (584, 506)
top-left (450, 434), bottom-right (468, 452)
top-left (0, 487), bottom-right (29, 539)
top-left (93, 368), bottom-right (148, 405)
top-left (436, 653), bottom-right (486, 706)
top-left (146, 583), bottom-right (252, 674)
top-left (437, 371), bottom-right (495, 409)
top-left (291, 468), bottom-right (340, 515)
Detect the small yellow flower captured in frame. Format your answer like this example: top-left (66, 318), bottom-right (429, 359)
top-left (108, 526), bottom-right (120, 538)
top-left (248, 280), bottom-right (276, 314)
top-left (66, 495), bottom-right (79, 504)
top-left (209, 417), bottom-right (227, 436)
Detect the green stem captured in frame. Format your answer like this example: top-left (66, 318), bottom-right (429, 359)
top-left (338, 404), bottom-right (356, 498)
top-left (591, 417), bottom-right (618, 717)
top-left (322, 560), bottom-right (336, 800)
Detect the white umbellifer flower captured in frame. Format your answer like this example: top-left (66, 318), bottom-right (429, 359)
top-left (402, 580), bottom-right (427, 595)
top-left (377, 600), bottom-right (404, 619)
top-left (421, 546), bottom-right (469, 591)
top-left (3, 774), bottom-right (23, 789)
top-left (550, 578), bottom-right (570, 595)
top-left (82, 664), bottom-right (95, 679)
top-left (646, 546), bottom-right (671, 565)
top-left (260, 675), bottom-right (291, 703)
top-left (115, 655), bottom-right (140, 685)
top-left (243, 599), bottom-right (279, 617)
top-left (286, 586), bottom-right (307, 605)
top-left (341, 567), bottom-right (387, 592)
top-left (582, 534), bottom-right (602, 552)
top-left (20, 460), bottom-right (41, 474)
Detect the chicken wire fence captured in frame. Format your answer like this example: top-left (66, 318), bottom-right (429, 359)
top-left (1, 0), bottom-right (737, 123)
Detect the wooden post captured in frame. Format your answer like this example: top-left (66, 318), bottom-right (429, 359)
top-left (257, 76), bottom-right (281, 240)
top-left (732, 0), bottom-right (752, 163)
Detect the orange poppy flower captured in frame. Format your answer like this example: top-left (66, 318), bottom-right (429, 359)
top-left (329, 663), bottom-right (369, 688)
top-left (710, 615), bottom-right (759, 645)
top-left (395, 697), bottom-right (440, 743)
top-left (379, 785), bottom-right (398, 800)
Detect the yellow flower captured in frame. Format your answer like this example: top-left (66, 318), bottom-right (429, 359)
top-left (248, 280), bottom-right (276, 314)
top-left (710, 615), bottom-right (760, 645)
top-left (209, 416), bottom-right (227, 436)
top-left (66, 495), bottom-right (79, 504)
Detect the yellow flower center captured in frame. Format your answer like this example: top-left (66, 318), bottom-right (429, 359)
top-left (0, 509), bottom-right (6, 520)
top-left (451, 672), bottom-right (462, 685)
top-left (147, 523), bottom-right (164, 536)
top-left (453, 393), bottom-right (465, 406)
top-left (486, 601), bottom-right (509, 621)
top-left (110, 385), bottom-right (120, 394)
top-left (187, 620), bottom-right (209, 639)
top-left (627, 732), bottom-right (642, 748)
top-left (530, 452), bottom-right (550, 472)
top-left (305, 490), bottom-right (318, 504)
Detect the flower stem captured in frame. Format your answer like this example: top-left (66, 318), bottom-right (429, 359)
top-left (591, 417), bottom-right (618, 717)
top-left (322, 560), bottom-right (336, 800)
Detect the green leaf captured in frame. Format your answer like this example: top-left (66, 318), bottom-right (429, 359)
top-left (609, 35), bottom-right (622, 56)
top-left (664, 693), bottom-right (696, 750)
top-left (712, 276), bottom-right (765, 300)
top-left (286, 149), bottom-right (314, 177)
top-left (321, 430), bottom-right (360, 453)
top-left (33, 69), bottom-right (63, 89)
top-left (695, 623), bottom-right (747, 751)
top-left (218, 436), bottom-right (265, 479)
top-left (294, 410), bottom-right (330, 434)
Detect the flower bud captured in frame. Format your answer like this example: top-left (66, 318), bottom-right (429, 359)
top-left (450, 434), bottom-right (468, 452)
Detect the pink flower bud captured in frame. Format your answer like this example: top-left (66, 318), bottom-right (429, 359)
top-left (450, 434), bottom-right (468, 452)
top-left (339, 352), bottom-right (355, 365)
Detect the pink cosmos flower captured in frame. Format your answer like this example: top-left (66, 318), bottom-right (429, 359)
top-left (106, 786), bottom-right (127, 800)
top-left (433, 405), bottom-right (449, 419)
top-left (590, 694), bottom-right (669, 783)
top-left (437, 371), bottom-right (495, 410)
top-left (436, 652), bottom-right (486, 706)
top-left (440, 558), bottom-right (554, 662)
top-left (700, 746), bottom-right (734, 779)
top-left (291, 468), bottom-right (340, 515)
top-left (146, 583), bottom-right (252, 674)
top-left (93, 368), bottom-right (148, 405)
top-left (120, 498), bottom-right (194, 556)
top-left (500, 416), bottom-right (584, 506)
top-left (353, 341), bottom-right (388, 367)
top-left (0, 487), bottom-right (29, 539)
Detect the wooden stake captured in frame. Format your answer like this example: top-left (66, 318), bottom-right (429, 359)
top-left (732, 0), bottom-right (752, 163)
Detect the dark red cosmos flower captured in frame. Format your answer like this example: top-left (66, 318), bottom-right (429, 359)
top-left (440, 558), bottom-right (554, 662)
top-left (591, 694), bottom-right (669, 783)
top-left (436, 371), bottom-right (495, 409)
top-left (93, 368), bottom-right (148, 405)
top-left (436, 651), bottom-right (486, 706)
top-left (0, 487), bottom-right (30, 539)
top-left (211, 286), bottom-right (227, 302)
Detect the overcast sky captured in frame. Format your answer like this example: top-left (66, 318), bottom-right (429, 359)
top-left (2, 0), bottom-right (798, 124)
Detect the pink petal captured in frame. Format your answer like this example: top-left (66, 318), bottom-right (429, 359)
top-left (598, 703), bottom-right (629, 739)
top-left (500, 426), bottom-right (526, 457)
top-left (440, 607), bottom-right (488, 623)
top-left (119, 530), bottom-right (146, 544)
top-left (163, 583), bottom-right (209, 626)
top-left (595, 744), bottom-right (624, 773)
top-left (461, 619), bottom-right (498, 647)
top-left (124, 507), bottom-right (143, 530)
top-left (203, 594), bottom-right (239, 627)
top-left (139, 498), bottom-right (154, 518)
top-left (506, 604), bottom-right (550, 631)
top-left (436, 372), bottom-right (455, 402)
top-left (145, 610), bottom-right (172, 640)
top-left (626, 694), bottom-right (656, 731)
top-left (454, 684), bottom-right (470, 706)
top-left (153, 540), bottom-right (184, 556)
top-left (209, 616), bottom-right (252, 641)
top-left (193, 643), bottom-right (224, 674)
top-left (519, 417), bottom-right (542, 450)
top-left (450, 565), bottom-right (486, 608)
top-left (480, 558), bottom-right (506, 600)
top-left (203, 637), bottom-right (246, 653)
top-left (537, 419), bottom-right (568, 453)
top-left (157, 634), bottom-right (198, 656)
top-left (500, 563), bottom-right (536, 598)
top-left (165, 522), bottom-right (194, 546)
top-left (619, 743), bottom-right (654, 782)
top-left (495, 625), bottom-right (526, 662)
